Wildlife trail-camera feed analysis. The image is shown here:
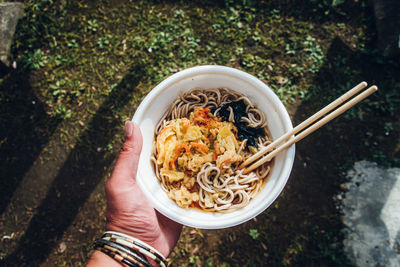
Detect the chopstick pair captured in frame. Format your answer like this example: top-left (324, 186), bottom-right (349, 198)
top-left (241, 81), bottom-right (378, 174)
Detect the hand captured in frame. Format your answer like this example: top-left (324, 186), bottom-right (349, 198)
top-left (106, 121), bottom-right (182, 255)
top-left (87, 121), bottom-right (182, 266)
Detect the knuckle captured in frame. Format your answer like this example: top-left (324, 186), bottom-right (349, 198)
top-left (121, 142), bottom-right (136, 153)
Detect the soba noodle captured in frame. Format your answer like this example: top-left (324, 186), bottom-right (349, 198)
top-left (151, 88), bottom-right (273, 212)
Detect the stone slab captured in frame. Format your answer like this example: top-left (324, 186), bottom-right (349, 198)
top-left (0, 2), bottom-right (24, 66)
top-left (340, 161), bottom-right (400, 266)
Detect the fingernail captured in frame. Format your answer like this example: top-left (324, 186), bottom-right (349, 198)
top-left (125, 121), bottom-right (134, 137)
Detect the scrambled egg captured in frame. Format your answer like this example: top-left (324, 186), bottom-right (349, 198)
top-left (156, 108), bottom-right (243, 208)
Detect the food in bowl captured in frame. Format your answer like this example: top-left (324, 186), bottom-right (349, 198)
top-left (151, 87), bottom-right (274, 212)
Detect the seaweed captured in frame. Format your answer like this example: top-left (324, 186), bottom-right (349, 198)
top-left (215, 100), bottom-right (266, 147)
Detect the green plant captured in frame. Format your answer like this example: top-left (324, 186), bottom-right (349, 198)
top-left (53, 103), bottom-right (72, 120)
top-left (97, 37), bottom-right (110, 49)
top-left (249, 229), bottom-right (260, 239)
top-left (189, 255), bottom-right (199, 265)
top-left (204, 260), bottom-right (213, 267)
top-left (303, 36), bottom-right (325, 73)
top-left (87, 19), bottom-right (99, 33)
top-left (22, 49), bottom-right (47, 70)
top-left (67, 39), bottom-right (79, 48)
top-left (310, 0), bottom-right (346, 15)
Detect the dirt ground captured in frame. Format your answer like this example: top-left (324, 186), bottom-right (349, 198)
top-left (1, 1), bottom-right (399, 266)
top-left (1, 75), bottom-right (397, 266)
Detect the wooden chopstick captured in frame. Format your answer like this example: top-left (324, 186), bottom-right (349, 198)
top-left (242, 83), bottom-right (377, 174)
top-left (240, 81), bottom-right (368, 169)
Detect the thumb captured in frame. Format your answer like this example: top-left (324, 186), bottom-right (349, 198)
top-left (109, 121), bottom-right (143, 188)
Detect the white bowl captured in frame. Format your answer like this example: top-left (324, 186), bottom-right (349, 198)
top-left (132, 65), bottom-right (295, 229)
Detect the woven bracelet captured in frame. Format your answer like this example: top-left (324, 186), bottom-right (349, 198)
top-left (103, 231), bottom-right (166, 260)
top-left (94, 238), bottom-right (149, 267)
top-left (95, 246), bottom-right (138, 267)
top-left (103, 231), bottom-right (168, 267)
top-left (94, 238), bottom-right (151, 267)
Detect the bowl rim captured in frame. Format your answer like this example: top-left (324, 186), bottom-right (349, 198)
top-left (132, 65), bottom-right (295, 229)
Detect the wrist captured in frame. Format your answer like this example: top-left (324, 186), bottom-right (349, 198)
top-left (96, 230), bottom-right (169, 267)
top-left (87, 250), bottom-right (121, 267)
top-left (105, 223), bottom-right (171, 258)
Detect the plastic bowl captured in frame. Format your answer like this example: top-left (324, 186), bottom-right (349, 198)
top-left (132, 65), bottom-right (295, 229)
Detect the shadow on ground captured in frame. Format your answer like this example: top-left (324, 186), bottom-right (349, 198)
top-left (0, 70), bottom-right (60, 215)
top-left (1, 64), bottom-right (144, 266)
top-left (1, 1), bottom-right (399, 264)
top-left (199, 37), bottom-right (400, 266)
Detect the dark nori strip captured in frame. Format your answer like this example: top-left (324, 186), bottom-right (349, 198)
top-left (212, 100), bottom-right (266, 147)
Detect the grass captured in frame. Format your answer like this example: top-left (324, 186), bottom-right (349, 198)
top-left (10, 0), bottom-right (359, 117)
top-left (1, 0), bottom-right (399, 266)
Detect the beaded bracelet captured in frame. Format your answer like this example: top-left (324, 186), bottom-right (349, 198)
top-left (94, 231), bottom-right (168, 267)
